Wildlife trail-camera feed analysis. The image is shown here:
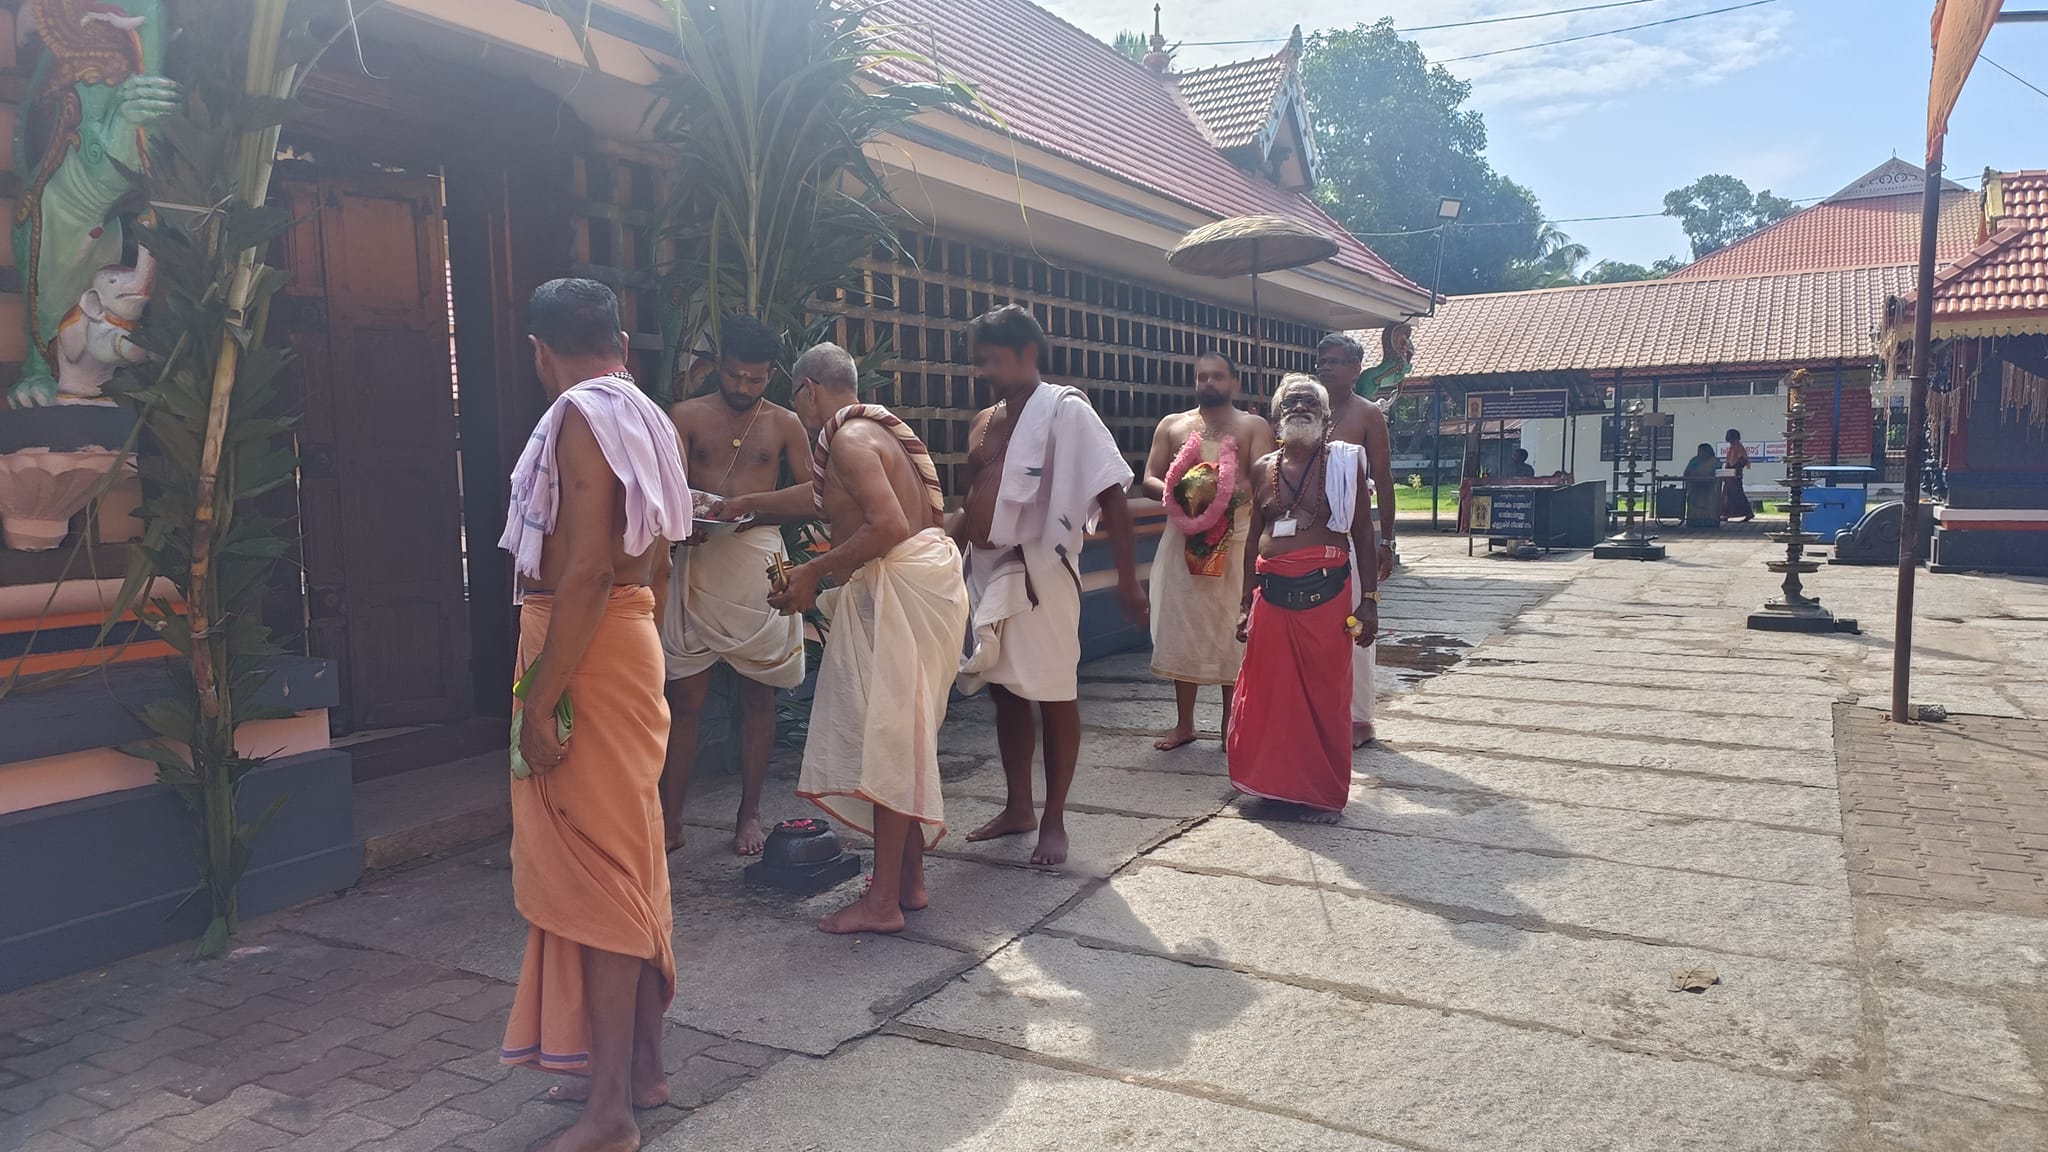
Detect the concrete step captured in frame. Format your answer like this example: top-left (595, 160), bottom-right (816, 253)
top-left (353, 751), bottom-right (511, 870)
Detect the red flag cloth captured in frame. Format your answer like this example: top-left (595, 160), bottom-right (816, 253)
top-left (1228, 545), bottom-right (1355, 811)
top-left (1928, 0), bottom-right (2004, 160)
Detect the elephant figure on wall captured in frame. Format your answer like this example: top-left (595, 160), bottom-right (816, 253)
top-left (8, 0), bottom-right (176, 408)
top-left (51, 246), bottom-right (153, 404)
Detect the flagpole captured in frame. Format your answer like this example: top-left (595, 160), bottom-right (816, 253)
top-left (1891, 141), bottom-right (1944, 723)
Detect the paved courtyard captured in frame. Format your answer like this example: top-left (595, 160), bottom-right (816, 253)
top-left (6, 530), bottom-right (2048, 1151)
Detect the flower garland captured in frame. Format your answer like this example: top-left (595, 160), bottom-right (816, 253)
top-left (1162, 428), bottom-right (1239, 537)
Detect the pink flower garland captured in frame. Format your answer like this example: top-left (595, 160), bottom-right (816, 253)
top-left (1162, 429), bottom-right (1238, 537)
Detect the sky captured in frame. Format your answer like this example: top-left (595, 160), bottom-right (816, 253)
top-left (1035, 0), bottom-right (2043, 267)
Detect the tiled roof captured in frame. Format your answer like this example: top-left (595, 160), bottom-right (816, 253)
top-left (866, 0), bottom-right (1420, 297)
top-left (1173, 53), bottom-right (1287, 150)
top-left (1667, 191), bottom-right (1981, 279)
top-left (1401, 265), bottom-right (1919, 378)
top-left (1909, 170), bottom-right (2048, 329)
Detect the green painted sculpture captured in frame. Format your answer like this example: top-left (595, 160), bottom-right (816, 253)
top-left (1355, 321), bottom-right (1413, 401)
top-left (9, 0), bottom-right (176, 408)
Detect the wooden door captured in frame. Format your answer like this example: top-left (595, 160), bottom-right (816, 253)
top-left (286, 174), bottom-right (473, 730)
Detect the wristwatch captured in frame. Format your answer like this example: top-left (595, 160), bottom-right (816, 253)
top-left (1359, 590), bottom-right (1382, 604)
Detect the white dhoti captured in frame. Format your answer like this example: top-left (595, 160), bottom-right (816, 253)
top-left (799, 528), bottom-right (968, 847)
top-left (661, 527), bottom-right (806, 688)
top-left (1149, 503), bottom-right (1250, 686)
top-left (1351, 544), bottom-right (1376, 729)
top-left (958, 542), bottom-right (1082, 703)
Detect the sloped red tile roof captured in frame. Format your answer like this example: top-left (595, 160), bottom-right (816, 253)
top-left (1173, 53), bottom-right (1286, 150)
top-left (866, 0), bottom-right (1420, 296)
top-left (1907, 171), bottom-right (2048, 330)
top-left (1403, 265), bottom-right (1918, 378)
top-left (1667, 191), bottom-right (1981, 279)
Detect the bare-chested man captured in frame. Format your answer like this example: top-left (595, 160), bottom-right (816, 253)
top-left (498, 279), bottom-right (692, 1152)
top-left (1141, 350), bottom-right (1273, 750)
top-left (1316, 332), bottom-right (1399, 747)
top-left (957, 305), bottom-right (1145, 867)
top-left (757, 343), bottom-right (966, 934)
top-left (656, 314), bottom-right (812, 856)
top-left (1228, 376), bottom-right (1378, 823)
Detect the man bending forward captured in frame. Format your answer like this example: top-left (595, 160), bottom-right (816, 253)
top-left (763, 343), bottom-right (967, 934)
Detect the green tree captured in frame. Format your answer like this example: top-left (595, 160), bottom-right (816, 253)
top-left (1662, 174), bottom-right (1800, 258)
top-left (1581, 255), bottom-right (1687, 283)
top-left (1301, 19), bottom-right (1547, 295)
top-left (648, 0), bottom-right (970, 399)
top-left (1501, 222), bottom-right (1591, 289)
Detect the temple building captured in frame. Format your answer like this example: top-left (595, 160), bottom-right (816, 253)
top-left (1390, 160), bottom-right (1981, 495)
top-left (0, 0), bottom-right (1419, 987)
top-left (1882, 169), bottom-right (2048, 577)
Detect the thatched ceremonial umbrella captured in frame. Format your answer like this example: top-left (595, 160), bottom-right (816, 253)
top-left (1167, 215), bottom-right (1340, 392)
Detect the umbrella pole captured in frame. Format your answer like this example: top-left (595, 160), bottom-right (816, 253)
top-left (1251, 269), bottom-right (1264, 395)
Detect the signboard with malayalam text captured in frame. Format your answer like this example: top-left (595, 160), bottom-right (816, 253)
top-left (1467, 488), bottom-right (1538, 539)
top-left (1466, 389), bottom-right (1570, 422)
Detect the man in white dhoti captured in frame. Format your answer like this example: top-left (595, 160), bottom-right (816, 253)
top-left (761, 343), bottom-right (965, 934)
top-left (956, 306), bottom-right (1146, 866)
top-left (1140, 350), bottom-right (1273, 750)
top-left (1317, 333), bottom-right (1399, 746)
top-left (656, 315), bottom-right (811, 855)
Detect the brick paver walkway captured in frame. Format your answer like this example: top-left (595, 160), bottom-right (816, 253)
top-left (0, 930), bottom-right (776, 1152)
top-left (1836, 706), bottom-right (2048, 914)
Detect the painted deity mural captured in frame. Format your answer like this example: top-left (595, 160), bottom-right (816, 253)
top-left (10, 0), bottom-right (174, 407)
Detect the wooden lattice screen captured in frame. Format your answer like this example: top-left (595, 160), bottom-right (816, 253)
top-left (820, 231), bottom-right (1325, 498)
top-left (568, 147), bottom-right (669, 390)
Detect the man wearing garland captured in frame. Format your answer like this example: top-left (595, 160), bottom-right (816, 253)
top-left (1140, 350), bottom-right (1273, 750)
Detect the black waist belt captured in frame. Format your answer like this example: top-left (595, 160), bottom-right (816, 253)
top-left (1256, 565), bottom-right (1349, 611)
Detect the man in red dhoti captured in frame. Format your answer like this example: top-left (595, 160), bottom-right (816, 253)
top-left (1228, 376), bottom-right (1379, 819)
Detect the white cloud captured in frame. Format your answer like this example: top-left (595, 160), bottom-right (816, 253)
top-left (1040, 0), bottom-right (1796, 128)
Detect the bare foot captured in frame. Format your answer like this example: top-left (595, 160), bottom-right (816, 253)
top-left (966, 809), bottom-right (1038, 842)
top-left (1030, 825), bottom-right (1069, 866)
top-left (663, 822), bottom-right (686, 854)
top-left (733, 814), bottom-right (767, 857)
top-left (545, 1078), bottom-right (670, 1110)
top-left (819, 895), bottom-right (906, 934)
top-left (537, 1112), bottom-right (641, 1152)
top-left (1298, 807), bottom-right (1344, 825)
top-left (1154, 725), bottom-right (1198, 751)
top-left (1352, 723), bottom-right (1376, 749)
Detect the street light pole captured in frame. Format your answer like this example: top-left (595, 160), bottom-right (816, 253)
top-left (1426, 197), bottom-right (1462, 523)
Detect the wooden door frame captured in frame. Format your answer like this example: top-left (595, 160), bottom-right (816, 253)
top-left (283, 39), bottom-right (585, 720)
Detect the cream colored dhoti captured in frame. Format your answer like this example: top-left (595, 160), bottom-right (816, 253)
top-left (1150, 502), bottom-right (1251, 685)
top-left (1350, 544), bottom-right (1376, 730)
top-left (662, 527), bottom-right (806, 688)
top-left (958, 542), bottom-right (1081, 703)
top-left (799, 528), bottom-right (968, 847)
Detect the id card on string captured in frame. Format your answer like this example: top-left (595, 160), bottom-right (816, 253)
top-left (1273, 517), bottom-right (1298, 538)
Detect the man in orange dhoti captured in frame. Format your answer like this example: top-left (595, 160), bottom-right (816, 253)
top-left (497, 279), bottom-right (693, 1152)
top-left (1229, 377), bottom-right (1379, 820)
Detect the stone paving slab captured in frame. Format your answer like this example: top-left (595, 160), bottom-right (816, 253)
top-left (1149, 817), bottom-right (1854, 961)
top-left (652, 1034), bottom-right (1414, 1151)
top-left (949, 762), bottom-right (1236, 822)
top-left (666, 901), bottom-right (969, 1055)
top-left (1384, 696), bottom-right (1836, 752)
top-left (1361, 747), bottom-right (1842, 831)
top-left (283, 862), bottom-right (527, 985)
top-left (1275, 781), bottom-right (1847, 886)
top-left (1448, 659), bottom-right (1843, 698)
top-left (1875, 983), bottom-right (2046, 1108)
top-left (1049, 867), bottom-right (1861, 1075)
top-left (1862, 1084), bottom-right (2048, 1152)
top-left (902, 936), bottom-right (1854, 1152)
top-left (1874, 903), bottom-right (2048, 990)
top-left (792, 857), bottom-right (1090, 958)
top-left (932, 797), bottom-right (1182, 878)
top-left (1378, 716), bottom-right (1837, 786)
top-left (1411, 672), bottom-right (1846, 719)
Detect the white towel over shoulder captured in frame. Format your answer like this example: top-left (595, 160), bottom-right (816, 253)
top-left (499, 376), bottom-right (693, 582)
top-left (987, 382), bottom-right (1134, 567)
